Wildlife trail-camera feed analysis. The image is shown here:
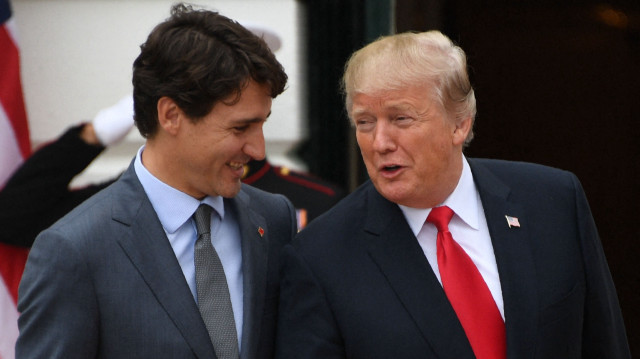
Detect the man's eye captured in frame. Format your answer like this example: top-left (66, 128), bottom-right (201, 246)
top-left (355, 119), bottom-right (374, 130)
top-left (355, 117), bottom-right (373, 125)
top-left (395, 116), bottom-right (414, 126)
top-left (233, 125), bottom-right (249, 132)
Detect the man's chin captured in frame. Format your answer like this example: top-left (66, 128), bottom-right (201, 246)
top-left (373, 182), bottom-right (421, 207)
top-left (217, 182), bottom-right (243, 199)
top-left (373, 182), bottom-right (405, 205)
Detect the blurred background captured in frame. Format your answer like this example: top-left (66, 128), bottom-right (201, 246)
top-left (7, 0), bottom-right (640, 355)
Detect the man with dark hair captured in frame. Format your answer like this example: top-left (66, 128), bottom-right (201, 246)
top-left (17, 4), bottom-right (295, 359)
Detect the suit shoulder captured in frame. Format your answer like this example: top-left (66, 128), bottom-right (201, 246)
top-left (468, 158), bottom-right (585, 209)
top-left (41, 175), bottom-right (135, 243)
top-left (295, 181), bottom-right (371, 239)
top-left (239, 184), bottom-right (294, 217)
top-left (49, 185), bottom-right (112, 228)
top-left (240, 183), bottom-right (289, 203)
top-left (469, 158), bottom-right (577, 185)
top-left (32, 185), bottom-right (118, 255)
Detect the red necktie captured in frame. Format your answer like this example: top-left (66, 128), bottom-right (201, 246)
top-left (427, 206), bottom-right (506, 359)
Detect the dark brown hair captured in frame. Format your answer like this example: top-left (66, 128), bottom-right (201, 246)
top-left (132, 3), bottom-right (288, 138)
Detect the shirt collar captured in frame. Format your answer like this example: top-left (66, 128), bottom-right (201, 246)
top-left (399, 155), bottom-right (480, 236)
top-left (133, 145), bottom-right (225, 234)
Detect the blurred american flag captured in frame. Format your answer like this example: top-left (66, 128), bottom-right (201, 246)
top-left (0, 0), bottom-right (31, 357)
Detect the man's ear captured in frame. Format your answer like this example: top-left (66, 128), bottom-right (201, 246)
top-left (157, 96), bottom-right (181, 136)
top-left (452, 115), bottom-right (472, 146)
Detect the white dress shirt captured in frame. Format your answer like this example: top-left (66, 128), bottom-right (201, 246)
top-left (399, 156), bottom-right (504, 319)
top-left (134, 146), bottom-right (244, 349)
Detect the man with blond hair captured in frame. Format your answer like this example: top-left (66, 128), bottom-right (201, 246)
top-left (276, 31), bottom-right (630, 359)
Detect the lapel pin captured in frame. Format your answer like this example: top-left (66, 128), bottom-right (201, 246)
top-left (258, 227), bottom-right (265, 237)
top-left (505, 215), bottom-right (521, 228)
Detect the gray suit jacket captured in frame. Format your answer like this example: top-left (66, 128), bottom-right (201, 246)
top-left (17, 162), bottom-right (297, 359)
top-left (276, 158), bottom-right (630, 358)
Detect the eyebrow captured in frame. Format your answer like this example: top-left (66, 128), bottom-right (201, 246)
top-left (351, 102), bottom-right (417, 117)
top-left (232, 111), bottom-right (272, 125)
top-left (387, 102), bottom-right (418, 112)
top-left (350, 108), bottom-right (369, 118)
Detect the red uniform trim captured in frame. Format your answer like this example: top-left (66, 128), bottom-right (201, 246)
top-left (274, 167), bottom-right (336, 196)
top-left (242, 161), bottom-right (271, 184)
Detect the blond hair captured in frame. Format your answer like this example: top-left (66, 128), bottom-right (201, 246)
top-left (342, 30), bottom-right (476, 145)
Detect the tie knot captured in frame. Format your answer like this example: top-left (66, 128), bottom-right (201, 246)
top-left (427, 205), bottom-right (454, 232)
top-left (193, 204), bottom-right (212, 236)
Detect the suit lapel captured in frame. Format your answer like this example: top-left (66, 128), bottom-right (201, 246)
top-left (228, 190), bottom-right (269, 359)
top-left (361, 184), bottom-right (476, 359)
top-left (469, 159), bottom-right (538, 359)
top-left (111, 164), bottom-right (216, 358)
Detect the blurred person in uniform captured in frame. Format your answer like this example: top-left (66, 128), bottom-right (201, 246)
top-left (242, 159), bottom-right (345, 229)
top-left (0, 96), bottom-right (133, 247)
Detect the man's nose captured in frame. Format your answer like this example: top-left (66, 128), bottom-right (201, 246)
top-left (372, 121), bottom-right (397, 153)
top-left (244, 128), bottom-right (266, 161)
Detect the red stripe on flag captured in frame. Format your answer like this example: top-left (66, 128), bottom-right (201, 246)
top-left (0, 24), bottom-right (31, 159)
top-left (0, 5), bottom-right (30, 357)
top-left (0, 243), bottom-right (28, 303)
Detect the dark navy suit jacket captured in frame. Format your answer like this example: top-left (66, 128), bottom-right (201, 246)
top-left (276, 158), bottom-right (630, 358)
top-left (17, 162), bottom-right (297, 359)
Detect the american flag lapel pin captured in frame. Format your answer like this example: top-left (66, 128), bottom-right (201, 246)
top-left (505, 215), bottom-right (521, 228)
top-left (258, 227), bottom-right (265, 237)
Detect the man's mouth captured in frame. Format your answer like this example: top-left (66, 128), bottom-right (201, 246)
top-left (229, 162), bottom-right (245, 170)
top-left (378, 164), bottom-right (405, 178)
top-left (382, 165), bottom-right (402, 172)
